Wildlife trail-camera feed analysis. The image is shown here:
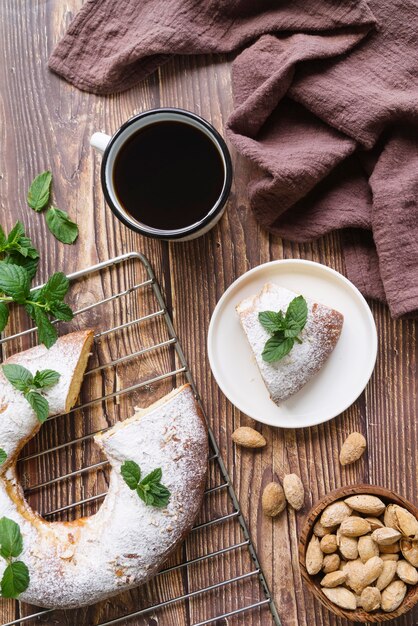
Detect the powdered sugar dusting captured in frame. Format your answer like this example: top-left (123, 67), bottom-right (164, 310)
top-left (236, 283), bottom-right (343, 403)
top-left (0, 379), bottom-right (208, 609)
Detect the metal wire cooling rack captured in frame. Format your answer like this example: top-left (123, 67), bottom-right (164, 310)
top-left (0, 251), bottom-right (281, 626)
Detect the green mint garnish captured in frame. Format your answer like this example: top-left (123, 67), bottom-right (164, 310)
top-left (0, 222), bottom-right (39, 280)
top-left (259, 295), bottom-right (308, 363)
top-left (45, 208), bottom-right (78, 244)
top-left (0, 262), bottom-right (73, 347)
top-left (0, 449), bottom-right (6, 466)
top-left (27, 171), bottom-right (52, 212)
top-left (0, 517), bottom-right (29, 598)
top-left (27, 172), bottom-right (78, 244)
top-left (2, 364), bottom-right (60, 423)
top-left (121, 460), bottom-right (171, 508)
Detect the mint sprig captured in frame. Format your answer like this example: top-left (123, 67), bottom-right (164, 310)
top-left (0, 264), bottom-right (73, 347)
top-left (121, 460), bottom-right (171, 508)
top-left (27, 172), bottom-right (78, 244)
top-left (259, 295), bottom-right (308, 363)
top-left (0, 222), bottom-right (39, 280)
top-left (2, 364), bottom-right (60, 423)
top-left (0, 517), bottom-right (29, 599)
top-left (0, 449), bottom-right (6, 466)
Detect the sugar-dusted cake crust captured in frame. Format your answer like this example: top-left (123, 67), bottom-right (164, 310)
top-left (236, 283), bottom-right (343, 404)
top-left (0, 333), bottom-right (208, 609)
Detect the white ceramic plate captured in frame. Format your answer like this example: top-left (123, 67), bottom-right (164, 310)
top-left (207, 260), bottom-right (377, 429)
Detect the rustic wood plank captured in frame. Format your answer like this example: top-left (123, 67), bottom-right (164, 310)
top-left (0, 1), bottom-right (417, 625)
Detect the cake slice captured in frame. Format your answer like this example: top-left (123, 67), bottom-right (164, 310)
top-left (236, 283), bottom-right (343, 404)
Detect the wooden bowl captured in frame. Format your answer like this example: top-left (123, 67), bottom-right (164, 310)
top-left (299, 485), bottom-right (418, 622)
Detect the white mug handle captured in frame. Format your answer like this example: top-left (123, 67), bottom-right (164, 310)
top-left (90, 132), bottom-right (111, 154)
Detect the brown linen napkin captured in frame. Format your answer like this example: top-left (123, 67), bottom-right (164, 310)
top-left (50, 0), bottom-right (418, 318)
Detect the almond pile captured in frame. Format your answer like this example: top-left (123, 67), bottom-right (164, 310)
top-left (305, 495), bottom-right (418, 613)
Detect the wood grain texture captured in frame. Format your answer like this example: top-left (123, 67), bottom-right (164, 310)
top-left (0, 1), bottom-right (417, 625)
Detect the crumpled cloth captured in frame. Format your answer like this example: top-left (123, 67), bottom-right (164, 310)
top-left (49, 0), bottom-right (418, 318)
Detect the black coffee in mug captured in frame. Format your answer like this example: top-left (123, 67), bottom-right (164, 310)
top-left (91, 108), bottom-right (233, 241)
top-left (113, 120), bottom-right (224, 231)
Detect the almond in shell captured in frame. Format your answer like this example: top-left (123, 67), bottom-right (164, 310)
top-left (397, 559), bottom-right (418, 585)
top-left (320, 570), bottom-right (347, 588)
top-left (262, 482), bottom-right (286, 517)
top-left (232, 427), bottom-right (266, 448)
top-left (283, 474), bottom-right (304, 510)
top-left (394, 506), bottom-right (418, 540)
top-left (323, 554), bottom-right (340, 574)
top-left (313, 520), bottom-right (336, 538)
top-left (376, 560), bottom-right (397, 591)
top-left (339, 517), bottom-right (371, 537)
top-left (364, 517), bottom-right (385, 531)
top-left (306, 535), bottom-right (323, 575)
top-left (371, 528), bottom-right (402, 546)
top-left (360, 586), bottom-right (381, 612)
top-left (339, 432), bottom-right (366, 466)
top-left (344, 495), bottom-right (385, 516)
top-left (338, 533), bottom-right (359, 560)
top-left (381, 580), bottom-right (407, 612)
top-left (401, 539), bottom-right (418, 567)
top-left (358, 535), bottom-right (379, 563)
top-left (320, 534), bottom-right (338, 554)
top-left (320, 501), bottom-right (352, 528)
top-left (362, 556), bottom-right (384, 587)
top-left (322, 587), bottom-right (357, 610)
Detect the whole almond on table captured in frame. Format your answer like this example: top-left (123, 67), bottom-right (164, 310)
top-left (306, 535), bottom-right (323, 575)
top-left (397, 559), bottom-right (418, 585)
top-left (376, 559), bottom-right (398, 591)
top-left (320, 534), bottom-right (338, 554)
top-left (320, 570), bottom-right (347, 588)
top-left (320, 501), bottom-right (352, 527)
top-left (231, 426), bottom-right (266, 448)
top-left (401, 539), bottom-right (418, 566)
top-left (262, 482), bottom-right (286, 517)
top-left (323, 554), bottom-right (340, 573)
top-left (339, 432), bottom-right (366, 466)
top-left (322, 587), bottom-right (357, 610)
top-left (381, 580), bottom-right (407, 612)
top-left (358, 535), bottom-right (379, 563)
top-left (360, 586), bottom-right (381, 612)
top-left (371, 527), bottom-right (402, 546)
top-left (340, 517), bottom-right (371, 537)
top-left (394, 506), bottom-right (418, 539)
top-left (283, 474), bottom-right (304, 510)
top-left (344, 495), bottom-right (385, 516)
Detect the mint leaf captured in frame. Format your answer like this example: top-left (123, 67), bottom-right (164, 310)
top-left (2, 364), bottom-right (33, 392)
top-left (1, 561), bottom-right (29, 598)
top-left (38, 271), bottom-right (69, 304)
top-left (49, 301), bottom-right (73, 322)
top-left (258, 311), bottom-right (285, 334)
top-left (0, 449), bottom-right (6, 465)
top-left (25, 391), bottom-right (48, 423)
top-left (0, 225), bottom-right (6, 248)
top-left (33, 369), bottom-right (60, 389)
top-left (0, 303), bottom-right (9, 332)
top-left (27, 171), bottom-right (52, 212)
top-left (121, 460), bottom-right (141, 490)
top-left (0, 263), bottom-right (30, 304)
top-left (141, 467), bottom-right (162, 485)
top-left (33, 308), bottom-right (57, 349)
top-left (4, 253), bottom-right (39, 281)
top-left (262, 335), bottom-right (294, 363)
top-left (147, 483), bottom-right (171, 508)
top-left (136, 484), bottom-right (154, 506)
top-left (0, 517), bottom-right (23, 559)
top-left (285, 295), bottom-right (308, 333)
top-left (45, 208), bottom-right (78, 244)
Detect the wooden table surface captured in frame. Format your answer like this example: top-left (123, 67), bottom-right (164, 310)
top-left (0, 1), bottom-right (417, 625)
